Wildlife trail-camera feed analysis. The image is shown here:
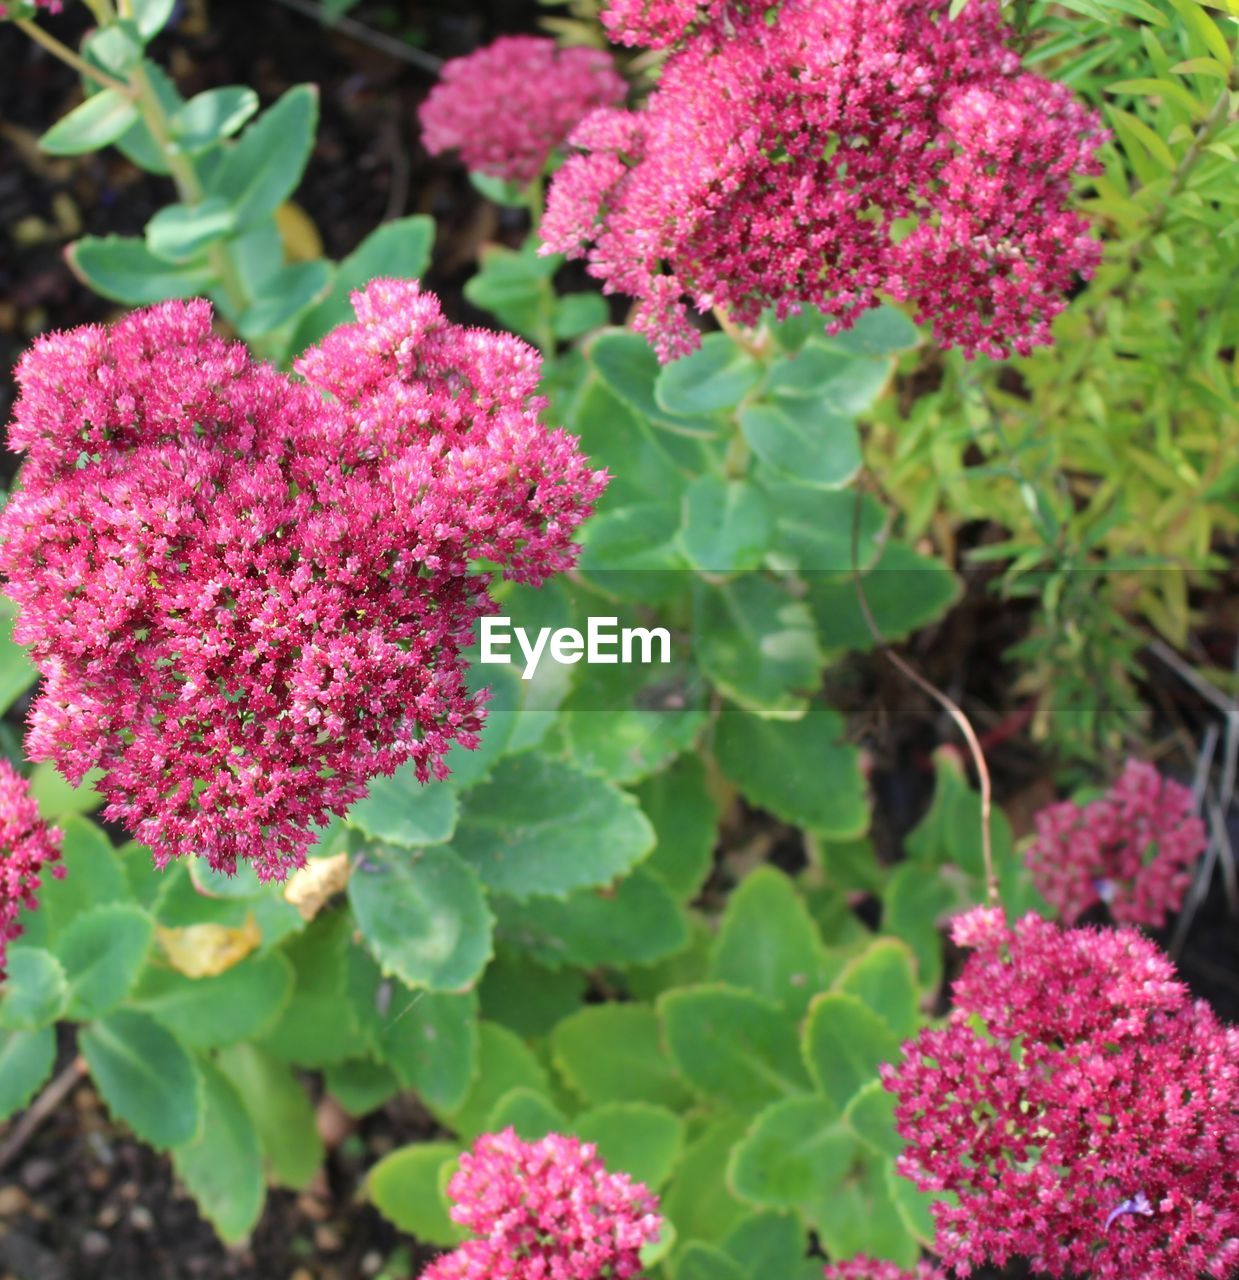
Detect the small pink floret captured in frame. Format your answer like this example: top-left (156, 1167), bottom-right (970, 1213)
top-left (419, 36), bottom-right (627, 186)
top-left (884, 911), bottom-right (1239, 1280)
top-left (420, 1128), bottom-right (663, 1280)
top-left (1026, 759), bottom-right (1207, 927)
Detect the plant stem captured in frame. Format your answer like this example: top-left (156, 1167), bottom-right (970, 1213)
top-left (14, 18), bottom-right (133, 96)
top-left (850, 479), bottom-right (999, 907)
top-left (712, 305), bottom-right (767, 359)
top-left (25, 0), bottom-right (250, 318)
top-left (123, 60), bottom-right (251, 315)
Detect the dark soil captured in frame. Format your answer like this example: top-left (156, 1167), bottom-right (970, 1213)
top-left (1, 3), bottom-right (1237, 1278)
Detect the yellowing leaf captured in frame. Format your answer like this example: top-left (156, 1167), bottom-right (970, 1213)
top-left (283, 852), bottom-right (350, 922)
top-left (157, 914), bottom-right (261, 977)
top-left (276, 201), bottom-right (324, 263)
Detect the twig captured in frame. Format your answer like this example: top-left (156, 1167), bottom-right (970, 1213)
top-left (267, 0), bottom-right (443, 74)
top-left (1146, 638), bottom-right (1234, 717)
top-left (1208, 790), bottom-right (1238, 916)
top-left (1190, 721), bottom-right (1220, 811)
top-left (0, 1056), bottom-right (87, 1173)
top-left (1170, 828), bottom-right (1219, 959)
top-left (851, 481), bottom-right (998, 907)
top-left (15, 18), bottom-right (135, 96)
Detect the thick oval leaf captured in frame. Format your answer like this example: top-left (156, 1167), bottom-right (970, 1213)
top-left (130, 950), bottom-right (294, 1048)
top-left (28, 761), bottom-right (102, 821)
top-left (499, 858), bottom-right (688, 966)
top-left (807, 540), bottom-right (959, 652)
top-left (809, 1153), bottom-right (919, 1266)
top-left (674, 1241), bottom-right (747, 1280)
top-left (452, 755), bottom-right (654, 899)
top-left (739, 397), bottom-right (862, 490)
top-left (834, 939), bottom-right (922, 1040)
top-left (171, 1060), bottom-right (263, 1243)
top-left (659, 985), bottom-right (811, 1111)
top-left (207, 85), bottom-right (319, 226)
top-left (574, 1102), bottom-right (686, 1191)
top-left (258, 911), bottom-right (358, 1067)
top-left (693, 577), bottom-right (822, 719)
top-left (484, 1085), bottom-right (567, 1139)
top-left (374, 988), bottom-right (479, 1113)
top-left (290, 215), bottom-right (435, 351)
top-left (368, 1142), bottom-right (464, 1246)
top-left (656, 334), bottom-right (763, 416)
top-left (435, 1021), bottom-right (548, 1141)
top-left (170, 86), bottom-right (260, 151)
top-left (559, 646), bottom-right (708, 786)
top-left (323, 1057), bottom-right (399, 1117)
top-left (710, 866), bottom-right (832, 1018)
top-left (236, 259), bottom-right (333, 338)
top-left (0, 610), bottom-right (37, 717)
top-left (0, 1026), bottom-right (55, 1120)
top-left (843, 1079), bottom-right (903, 1159)
top-left (660, 1115), bottom-right (752, 1247)
top-left (714, 705), bottom-right (868, 839)
top-left (728, 1095), bottom-right (855, 1209)
top-left (36, 817), bottom-right (130, 943)
top-left (477, 949), bottom-right (585, 1039)
top-left (577, 503), bottom-right (691, 600)
top-left (680, 475), bottom-right (774, 575)
top-left (551, 1003), bottom-right (693, 1110)
top-left (766, 343), bottom-right (892, 413)
top-left (146, 198), bottom-right (237, 262)
top-left (634, 754), bottom-right (721, 901)
top-left (802, 992), bottom-right (901, 1110)
top-left (67, 235), bottom-right (216, 306)
top-left (347, 771), bottom-right (458, 847)
top-left (40, 88), bottom-right (140, 155)
top-left (215, 1043), bottom-right (324, 1191)
top-left (0, 947), bottom-right (68, 1031)
top-left (721, 1212), bottom-right (808, 1275)
top-left (349, 843), bottom-right (494, 992)
top-left (56, 903), bottom-right (153, 1019)
top-left (80, 1008), bottom-right (202, 1149)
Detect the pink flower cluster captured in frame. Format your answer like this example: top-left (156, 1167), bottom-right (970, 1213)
top-left (883, 908), bottom-right (1239, 1280)
top-left (1027, 759), bottom-right (1207, 927)
top-left (822, 1257), bottom-right (946, 1280)
top-left (1, 1), bottom-right (63, 19)
top-left (600, 0), bottom-right (776, 47)
top-left (0, 281), bottom-right (604, 881)
top-left (421, 1128), bottom-right (662, 1280)
top-left (418, 36), bottom-right (627, 186)
top-left (0, 759), bottom-right (63, 980)
top-left (543, 0), bottom-right (1105, 362)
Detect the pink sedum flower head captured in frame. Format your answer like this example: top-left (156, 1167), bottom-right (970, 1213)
top-left (823, 1258), bottom-right (947, 1280)
top-left (883, 909), bottom-right (1239, 1280)
top-left (0, 281), bottom-right (605, 882)
top-left (421, 1127), bottom-right (663, 1280)
top-left (1026, 759), bottom-right (1206, 928)
top-left (418, 36), bottom-right (627, 186)
top-left (544, 0), bottom-right (1105, 362)
top-left (0, 759), bottom-right (64, 980)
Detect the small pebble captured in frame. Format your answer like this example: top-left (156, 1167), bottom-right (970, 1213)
top-left (19, 1159), bottom-right (56, 1192)
top-left (0, 1186), bottom-right (32, 1217)
top-left (313, 1224), bottom-right (343, 1252)
top-left (80, 1230), bottom-right (109, 1258)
